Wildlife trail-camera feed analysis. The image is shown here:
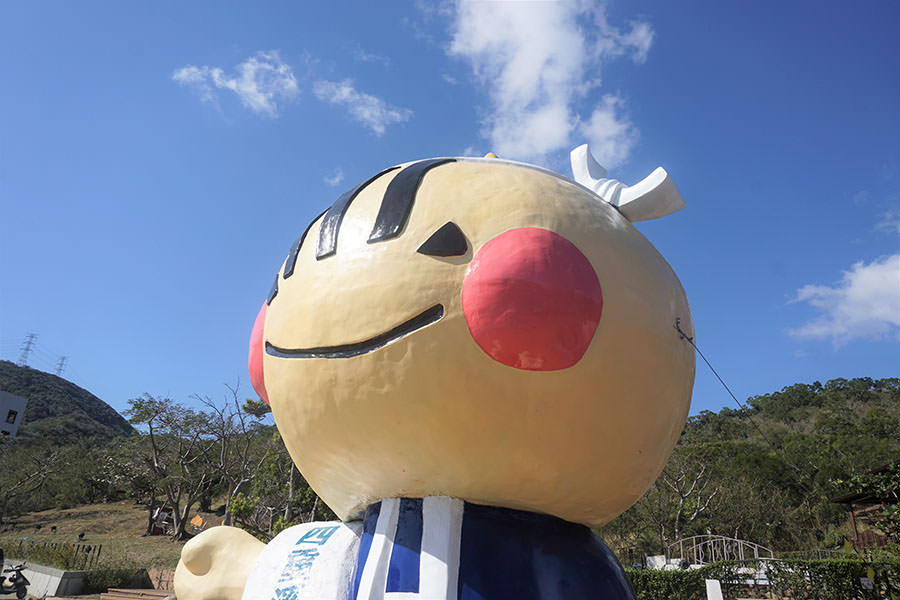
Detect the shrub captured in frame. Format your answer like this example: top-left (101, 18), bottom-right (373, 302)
top-left (765, 558), bottom-right (900, 600)
top-left (82, 563), bottom-right (151, 594)
top-left (626, 558), bottom-right (900, 600)
top-left (625, 568), bottom-right (705, 600)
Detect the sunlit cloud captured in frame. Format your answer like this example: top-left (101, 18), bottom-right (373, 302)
top-left (313, 79), bottom-right (413, 136)
top-left (789, 253), bottom-right (900, 347)
top-left (324, 168), bottom-right (344, 187)
top-left (446, 2), bottom-right (652, 165)
top-left (578, 94), bottom-right (638, 169)
top-left (173, 51), bottom-right (299, 118)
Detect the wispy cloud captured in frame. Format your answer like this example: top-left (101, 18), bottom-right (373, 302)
top-left (324, 168), bottom-right (344, 187)
top-left (173, 51), bottom-right (299, 118)
top-left (313, 79), bottom-right (412, 136)
top-left (446, 2), bottom-right (653, 164)
top-left (788, 253), bottom-right (900, 347)
top-left (354, 46), bottom-right (390, 67)
top-left (173, 51), bottom-right (411, 136)
top-left (876, 209), bottom-right (900, 236)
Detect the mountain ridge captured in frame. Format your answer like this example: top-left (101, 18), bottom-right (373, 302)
top-left (0, 360), bottom-right (134, 443)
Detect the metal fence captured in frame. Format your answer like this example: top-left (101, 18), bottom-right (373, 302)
top-left (667, 535), bottom-right (774, 565)
top-left (5, 539), bottom-right (103, 570)
top-left (776, 548), bottom-right (847, 560)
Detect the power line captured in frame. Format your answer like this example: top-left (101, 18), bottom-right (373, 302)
top-left (17, 333), bottom-right (37, 366)
top-left (4, 336), bottom-right (78, 382)
top-left (673, 318), bottom-right (821, 497)
top-left (674, 320), bottom-right (781, 451)
top-left (30, 346), bottom-right (58, 360)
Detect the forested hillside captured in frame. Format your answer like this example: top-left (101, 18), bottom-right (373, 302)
top-left (0, 389), bottom-right (333, 539)
top-left (601, 377), bottom-right (900, 554)
top-left (0, 360), bottom-right (134, 442)
top-left (1, 374), bottom-right (897, 554)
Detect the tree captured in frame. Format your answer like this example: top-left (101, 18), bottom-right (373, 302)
top-left (193, 383), bottom-right (268, 526)
top-left (99, 435), bottom-right (163, 534)
top-left (604, 444), bottom-right (721, 554)
top-left (0, 441), bottom-right (61, 524)
top-left (835, 461), bottom-right (900, 542)
top-left (228, 430), bottom-right (335, 541)
top-left (242, 397), bottom-right (271, 418)
top-left (125, 394), bottom-right (214, 540)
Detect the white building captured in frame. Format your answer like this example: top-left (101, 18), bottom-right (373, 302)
top-left (0, 391), bottom-right (28, 439)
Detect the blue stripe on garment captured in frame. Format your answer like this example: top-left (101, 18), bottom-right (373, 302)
top-left (386, 498), bottom-right (423, 593)
top-left (350, 502), bottom-right (381, 600)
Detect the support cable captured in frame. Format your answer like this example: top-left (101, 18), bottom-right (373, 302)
top-left (674, 318), bottom-right (820, 495)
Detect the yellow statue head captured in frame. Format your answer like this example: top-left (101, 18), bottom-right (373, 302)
top-left (249, 155), bottom-right (694, 528)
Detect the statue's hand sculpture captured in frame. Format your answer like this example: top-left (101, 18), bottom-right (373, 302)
top-left (174, 526), bottom-right (265, 600)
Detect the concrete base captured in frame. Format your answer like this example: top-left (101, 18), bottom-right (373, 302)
top-left (5, 562), bottom-right (83, 598)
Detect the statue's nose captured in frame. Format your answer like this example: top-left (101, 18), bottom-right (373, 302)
top-left (248, 301), bottom-right (269, 404)
top-left (461, 227), bottom-right (603, 371)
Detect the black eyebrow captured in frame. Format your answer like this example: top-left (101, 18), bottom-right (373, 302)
top-left (266, 273), bottom-right (279, 305)
top-left (368, 159), bottom-right (456, 244)
top-left (316, 166), bottom-right (400, 260)
top-left (283, 208), bottom-right (328, 279)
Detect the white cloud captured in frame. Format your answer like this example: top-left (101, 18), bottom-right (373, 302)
top-left (324, 168), bottom-right (344, 187)
top-left (313, 79), bottom-right (412, 136)
top-left (788, 254), bottom-right (900, 347)
top-left (442, 73), bottom-right (458, 85)
top-left (354, 46), bottom-right (390, 67)
top-left (172, 66), bottom-right (216, 102)
top-left (877, 209), bottom-right (900, 236)
top-left (173, 51), bottom-right (299, 118)
top-left (446, 2), bottom-right (652, 164)
top-left (591, 12), bottom-right (654, 64)
top-left (578, 94), bottom-right (638, 169)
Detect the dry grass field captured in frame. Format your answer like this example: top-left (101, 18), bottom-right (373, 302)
top-left (0, 501), bottom-right (223, 569)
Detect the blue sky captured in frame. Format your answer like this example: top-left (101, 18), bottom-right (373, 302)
top-left (1, 1), bottom-right (898, 418)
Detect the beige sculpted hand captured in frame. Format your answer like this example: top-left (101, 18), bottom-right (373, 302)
top-left (174, 526), bottom-right (266, 600)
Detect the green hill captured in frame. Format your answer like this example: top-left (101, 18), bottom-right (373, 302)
top-left (603, 377), bottom-right (900, 553)
top-left (685, 377), bottom-right (900, 483)
top-left (0, 360), bottom-right (134, 443)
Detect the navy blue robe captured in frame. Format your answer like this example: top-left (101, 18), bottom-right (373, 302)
top-left (349, 498), bottom-right (635, 600)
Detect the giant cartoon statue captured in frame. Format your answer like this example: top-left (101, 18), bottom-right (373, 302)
top-left (175, 145), bottom-right (695, 600)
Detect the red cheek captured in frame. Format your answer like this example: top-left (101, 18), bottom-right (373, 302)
top-left (461, 227), bottom-right (602, 371)
top-left (248, 301), bottom-right (269, 405)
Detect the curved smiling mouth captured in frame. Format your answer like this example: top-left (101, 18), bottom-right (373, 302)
top-left (266, 304), bottom-right (444, 359)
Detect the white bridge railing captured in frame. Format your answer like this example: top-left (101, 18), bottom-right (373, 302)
top-left (667, 535), bottom-right (774, 565)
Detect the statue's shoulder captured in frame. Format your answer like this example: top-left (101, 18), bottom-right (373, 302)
top-left (242, 521), bottom-right (363, 600)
